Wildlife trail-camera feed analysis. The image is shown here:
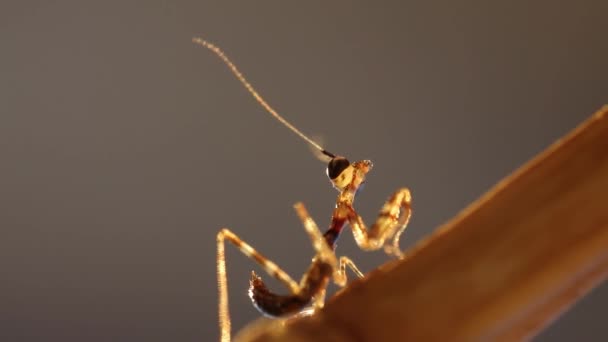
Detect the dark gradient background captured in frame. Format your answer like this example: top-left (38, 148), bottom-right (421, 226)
top-left (2, 1), bottom-right (607, 341)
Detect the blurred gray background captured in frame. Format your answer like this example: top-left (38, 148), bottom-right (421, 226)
top-left (1, 1), bottom-right (607, 341)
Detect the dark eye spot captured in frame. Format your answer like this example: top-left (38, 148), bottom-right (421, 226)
top-left (327, 157), bottom-right (350, 180)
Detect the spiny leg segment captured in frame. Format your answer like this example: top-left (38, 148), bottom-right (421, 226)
top-left (294, 203), bottom-right (365, 286)
top-left (321, 158), bottom-right (414, 257)
top-left (216, 203), bottom-right (365, 342)
top-left (349, 188), bottom-right (412, 256)
top-left (216, 229), bottom-right (299, 342)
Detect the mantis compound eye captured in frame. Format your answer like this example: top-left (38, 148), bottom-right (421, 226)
top-left (327, 156), bottom-right (350, 180)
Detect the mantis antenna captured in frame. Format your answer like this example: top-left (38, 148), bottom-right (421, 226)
top-left (192, 37), bottom-right (336, 159)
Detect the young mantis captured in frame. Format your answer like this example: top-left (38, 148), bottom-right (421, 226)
top-left (192, 38), bottom-right (413, 342)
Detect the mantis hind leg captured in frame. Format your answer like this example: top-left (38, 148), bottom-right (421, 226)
top-left (216, 228), bottom-right (300, 342)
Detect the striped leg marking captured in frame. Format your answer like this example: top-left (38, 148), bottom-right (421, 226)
top-left (293, 203), bottom-right (364, 288)
top-left (216, 228), bottom-right (300, 342)
top-left (346, 188), bottom-right (412, 257)
top-left (293, 202), bottom-right (338, 268)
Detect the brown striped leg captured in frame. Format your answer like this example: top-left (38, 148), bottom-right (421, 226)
top-left (293, 203), bottom-right (363, 290)
top-left (293, 202), bottom-right (354, 310)
top-left (293, 202), bottom-right (338, 267)
top-left (216, 203), bottom-right (347, 342)
top-left (346, 188), bottom-right (412, 257)
top-left (216, 228), bottom-right (301, 342)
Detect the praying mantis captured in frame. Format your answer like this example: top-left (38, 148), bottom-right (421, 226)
top-left (193, 38), bottom-right (412, 342)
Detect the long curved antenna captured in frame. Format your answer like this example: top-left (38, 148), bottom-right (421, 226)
top-left (192, 37), bottom-right (336, 159)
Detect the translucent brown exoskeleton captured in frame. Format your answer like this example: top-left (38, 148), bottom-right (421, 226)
top-left (192, 38), bottom-right (413, 342)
